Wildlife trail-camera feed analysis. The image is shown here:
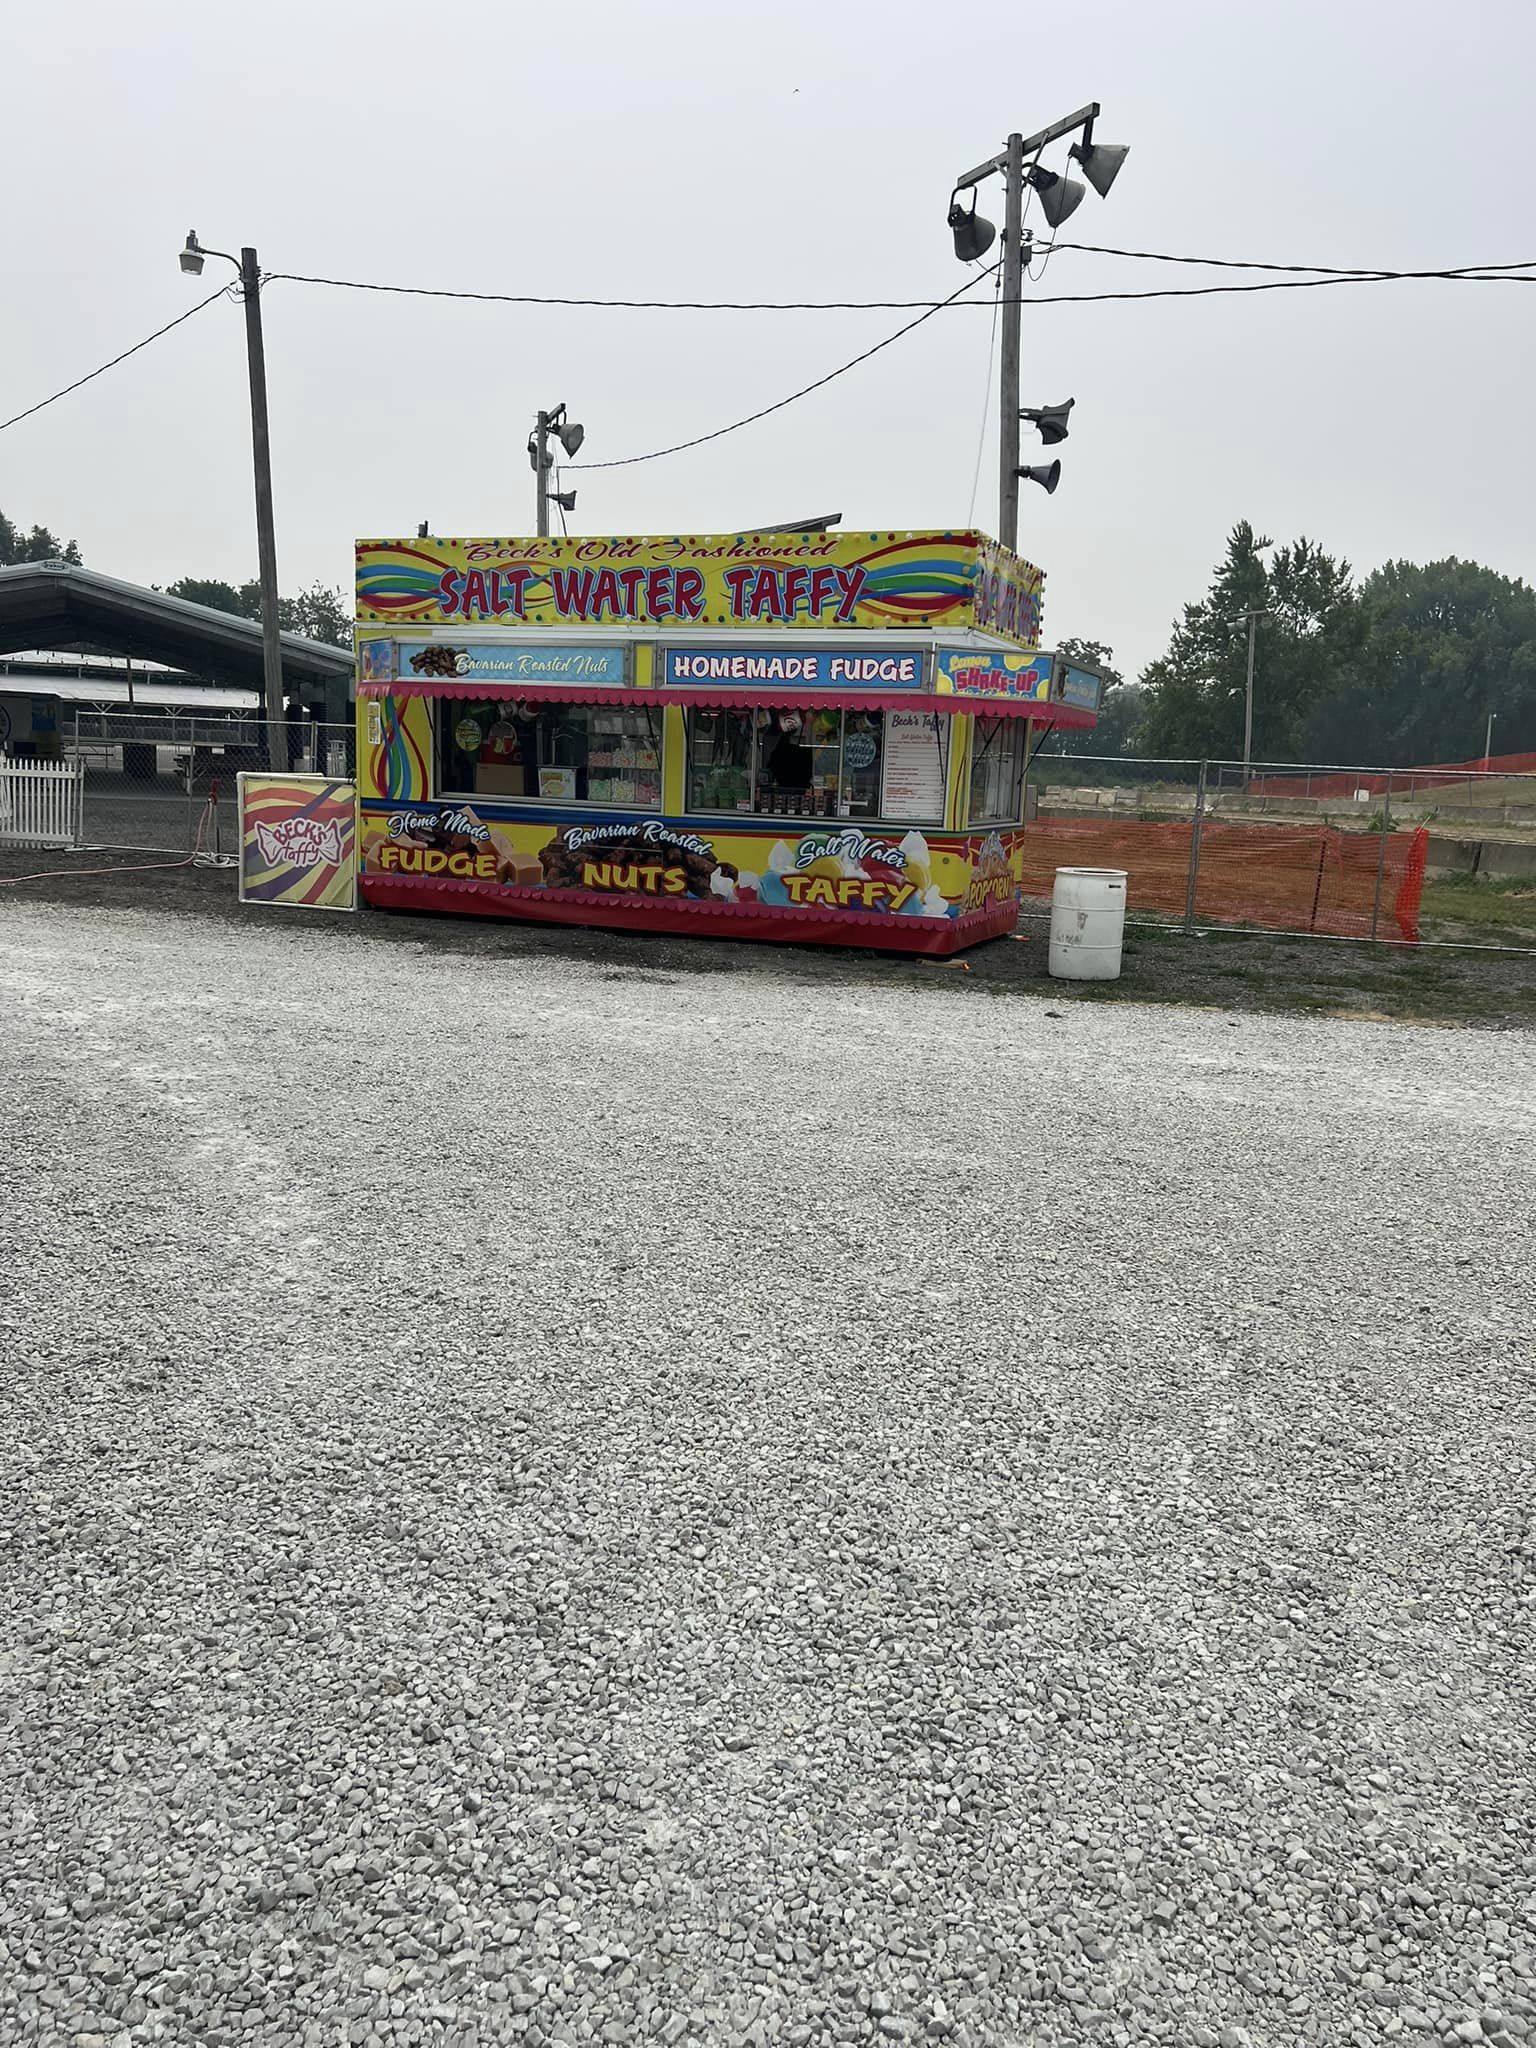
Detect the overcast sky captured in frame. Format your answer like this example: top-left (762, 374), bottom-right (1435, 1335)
top-left (2, 0), bottom-right (1532, 678)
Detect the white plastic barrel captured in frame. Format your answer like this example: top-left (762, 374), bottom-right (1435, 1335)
top-left (1048, 867), bottom-right (1127, 981)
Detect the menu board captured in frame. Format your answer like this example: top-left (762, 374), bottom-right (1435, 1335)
top-left (880, 710), bottom-right (946, 821)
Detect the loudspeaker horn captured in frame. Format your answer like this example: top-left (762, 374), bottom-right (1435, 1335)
top-left (1021, 398), bottom-right (1074, 446)
top-left (947, 187), bottom-right (997, 264)
top-left (1017, 460), bottom-right (1061, 495)
top-left (558, 421), bottom-right (585, 457)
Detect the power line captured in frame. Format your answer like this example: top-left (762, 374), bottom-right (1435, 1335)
top-left (265, 254), bottom-right (1534, 314)
top-left (1057, 241), bottom-right (1536, 278)
top-left (270, 269), bottom-right (985, 311)
top-left (564, 267), bottom-right (999, 473)
top-left (4, 249), bottom-right (1532, 447)
top-left (0, 288), bottom-right (232, 434)
top-left (566, 259), bottom-right (1534, 474)
top-left (1006, 263), bottom-right (1534, 309)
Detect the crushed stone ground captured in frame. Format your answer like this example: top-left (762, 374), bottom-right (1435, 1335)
top-left (1, 900), bottom-right (1533, 2048)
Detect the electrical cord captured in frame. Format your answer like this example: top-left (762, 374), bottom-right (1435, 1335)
top-left (0, 788), bottom-right (229, 882)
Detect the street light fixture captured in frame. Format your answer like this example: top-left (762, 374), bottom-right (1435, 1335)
top-left (1070, 136), bottom-right (1131, 200)
top-left (1025, 164), bottom-right (1086, 230)
top-left (948, 105), bottom-right (1128, 549)
top-left (528, 402), bottom-right (585, 536)
top-left (177, 228), bottom-right (286, 772)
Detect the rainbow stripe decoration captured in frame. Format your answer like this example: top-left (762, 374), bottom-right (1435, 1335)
top-left (356, 531), bottom-right (1043, 649)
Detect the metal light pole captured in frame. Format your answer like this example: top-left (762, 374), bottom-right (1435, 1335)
top-left (179, 232), bottom-right (286, 773)
top-left (951, 105), bottom-right (1126, 550)
top-left (1485, 710), bottom-right (1496, 768)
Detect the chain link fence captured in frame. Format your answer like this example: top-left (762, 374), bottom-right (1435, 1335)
top-left (54, 710), bottom-right (355, 854)
top-left (6, 720), bottom-right (1533, 950)
top-left (1024, 752), bottom-right (1536, 948)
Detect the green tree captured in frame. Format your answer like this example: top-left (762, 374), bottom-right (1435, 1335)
top-left (1137, 520), bottom-right (1359, 764)
top-left (0, 510), bottom-right (82, 566)
top-left (1054, 636), bottom-right (1143, 757)
top-left (272, 580), bottom-right (353, 649)
top-left (165, 576), bottom-right (245, 613)
top-left (165, 574), bottom-right (353, 649)
top-left (1303, 558), bottom-right (1536, 765)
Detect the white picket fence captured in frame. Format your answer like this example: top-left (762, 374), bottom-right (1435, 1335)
top-left (0, 758), bottom-right (84, 849)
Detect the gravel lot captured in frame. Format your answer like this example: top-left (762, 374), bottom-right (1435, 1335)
top-left (2, 900), bottom-right (1533, 2048)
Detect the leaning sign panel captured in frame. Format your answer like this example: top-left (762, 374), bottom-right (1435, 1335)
top-left (237, 773), bottom-right (358, 911)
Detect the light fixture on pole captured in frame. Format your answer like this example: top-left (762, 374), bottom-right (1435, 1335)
top-left (1025, 164), bottom-right (1086, 230)
top-left (529, 402), bottom-right (585, 536)
top-left (948, 106), bottom-right (1128, 550)
top-left (1020, 398), bottom-right (1074, 446)
top-left (1070, 127), bottom-right (1131, 200)
top-left (177, 229), bottom-right (287, 772)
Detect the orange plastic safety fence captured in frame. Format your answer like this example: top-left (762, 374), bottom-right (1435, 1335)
top-left (1253, 752), bottom-right (1536, 798)
top-left (1017, 819), bottom-right (1430, 942)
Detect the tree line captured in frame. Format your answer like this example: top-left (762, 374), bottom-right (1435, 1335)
top-left (1064, 524), bottom-right (1536, 769)
top-left (9, 506), bottom-right (1532, 766)
top-left (0, 510), bottom-right (352, 650)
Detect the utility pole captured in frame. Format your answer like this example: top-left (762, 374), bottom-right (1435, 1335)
top-left (533, 409), bottom-right (553, 538)
top-left (951, 104), bottom-right (1125, 552)
top-left (529, 403), bottom-right (584, 537)
top-left (1224, 591), bottom-right (1273, 791)
top-left (178, 232), bottom-right (286, 773)
top-left (1485, 710), bottom-right (1496, 767)
top-left (240, 247), bottom-right (286, 774)
top-left (997, 133), bottom-right (1025, 553)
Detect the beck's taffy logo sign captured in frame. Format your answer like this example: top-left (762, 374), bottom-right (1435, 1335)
top-left (238, 775), bottom-right (358, 911)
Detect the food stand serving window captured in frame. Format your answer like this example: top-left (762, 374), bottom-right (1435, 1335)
top-left (686, 706), bottom-right (931, 822)
top-left (968, 716), bottom-right (1028, 824)
top-left (439, 699), bottom-right (662, 806)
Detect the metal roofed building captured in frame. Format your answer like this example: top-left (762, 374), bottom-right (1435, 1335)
top-left (0, 559), bottom-right (354, 722)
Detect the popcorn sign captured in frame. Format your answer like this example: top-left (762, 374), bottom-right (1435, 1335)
top-left (238, 775), bottom-right (358, 912)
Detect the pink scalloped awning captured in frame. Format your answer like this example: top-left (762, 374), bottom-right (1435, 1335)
top-left (358, 679), bottom-right (1095, 726)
